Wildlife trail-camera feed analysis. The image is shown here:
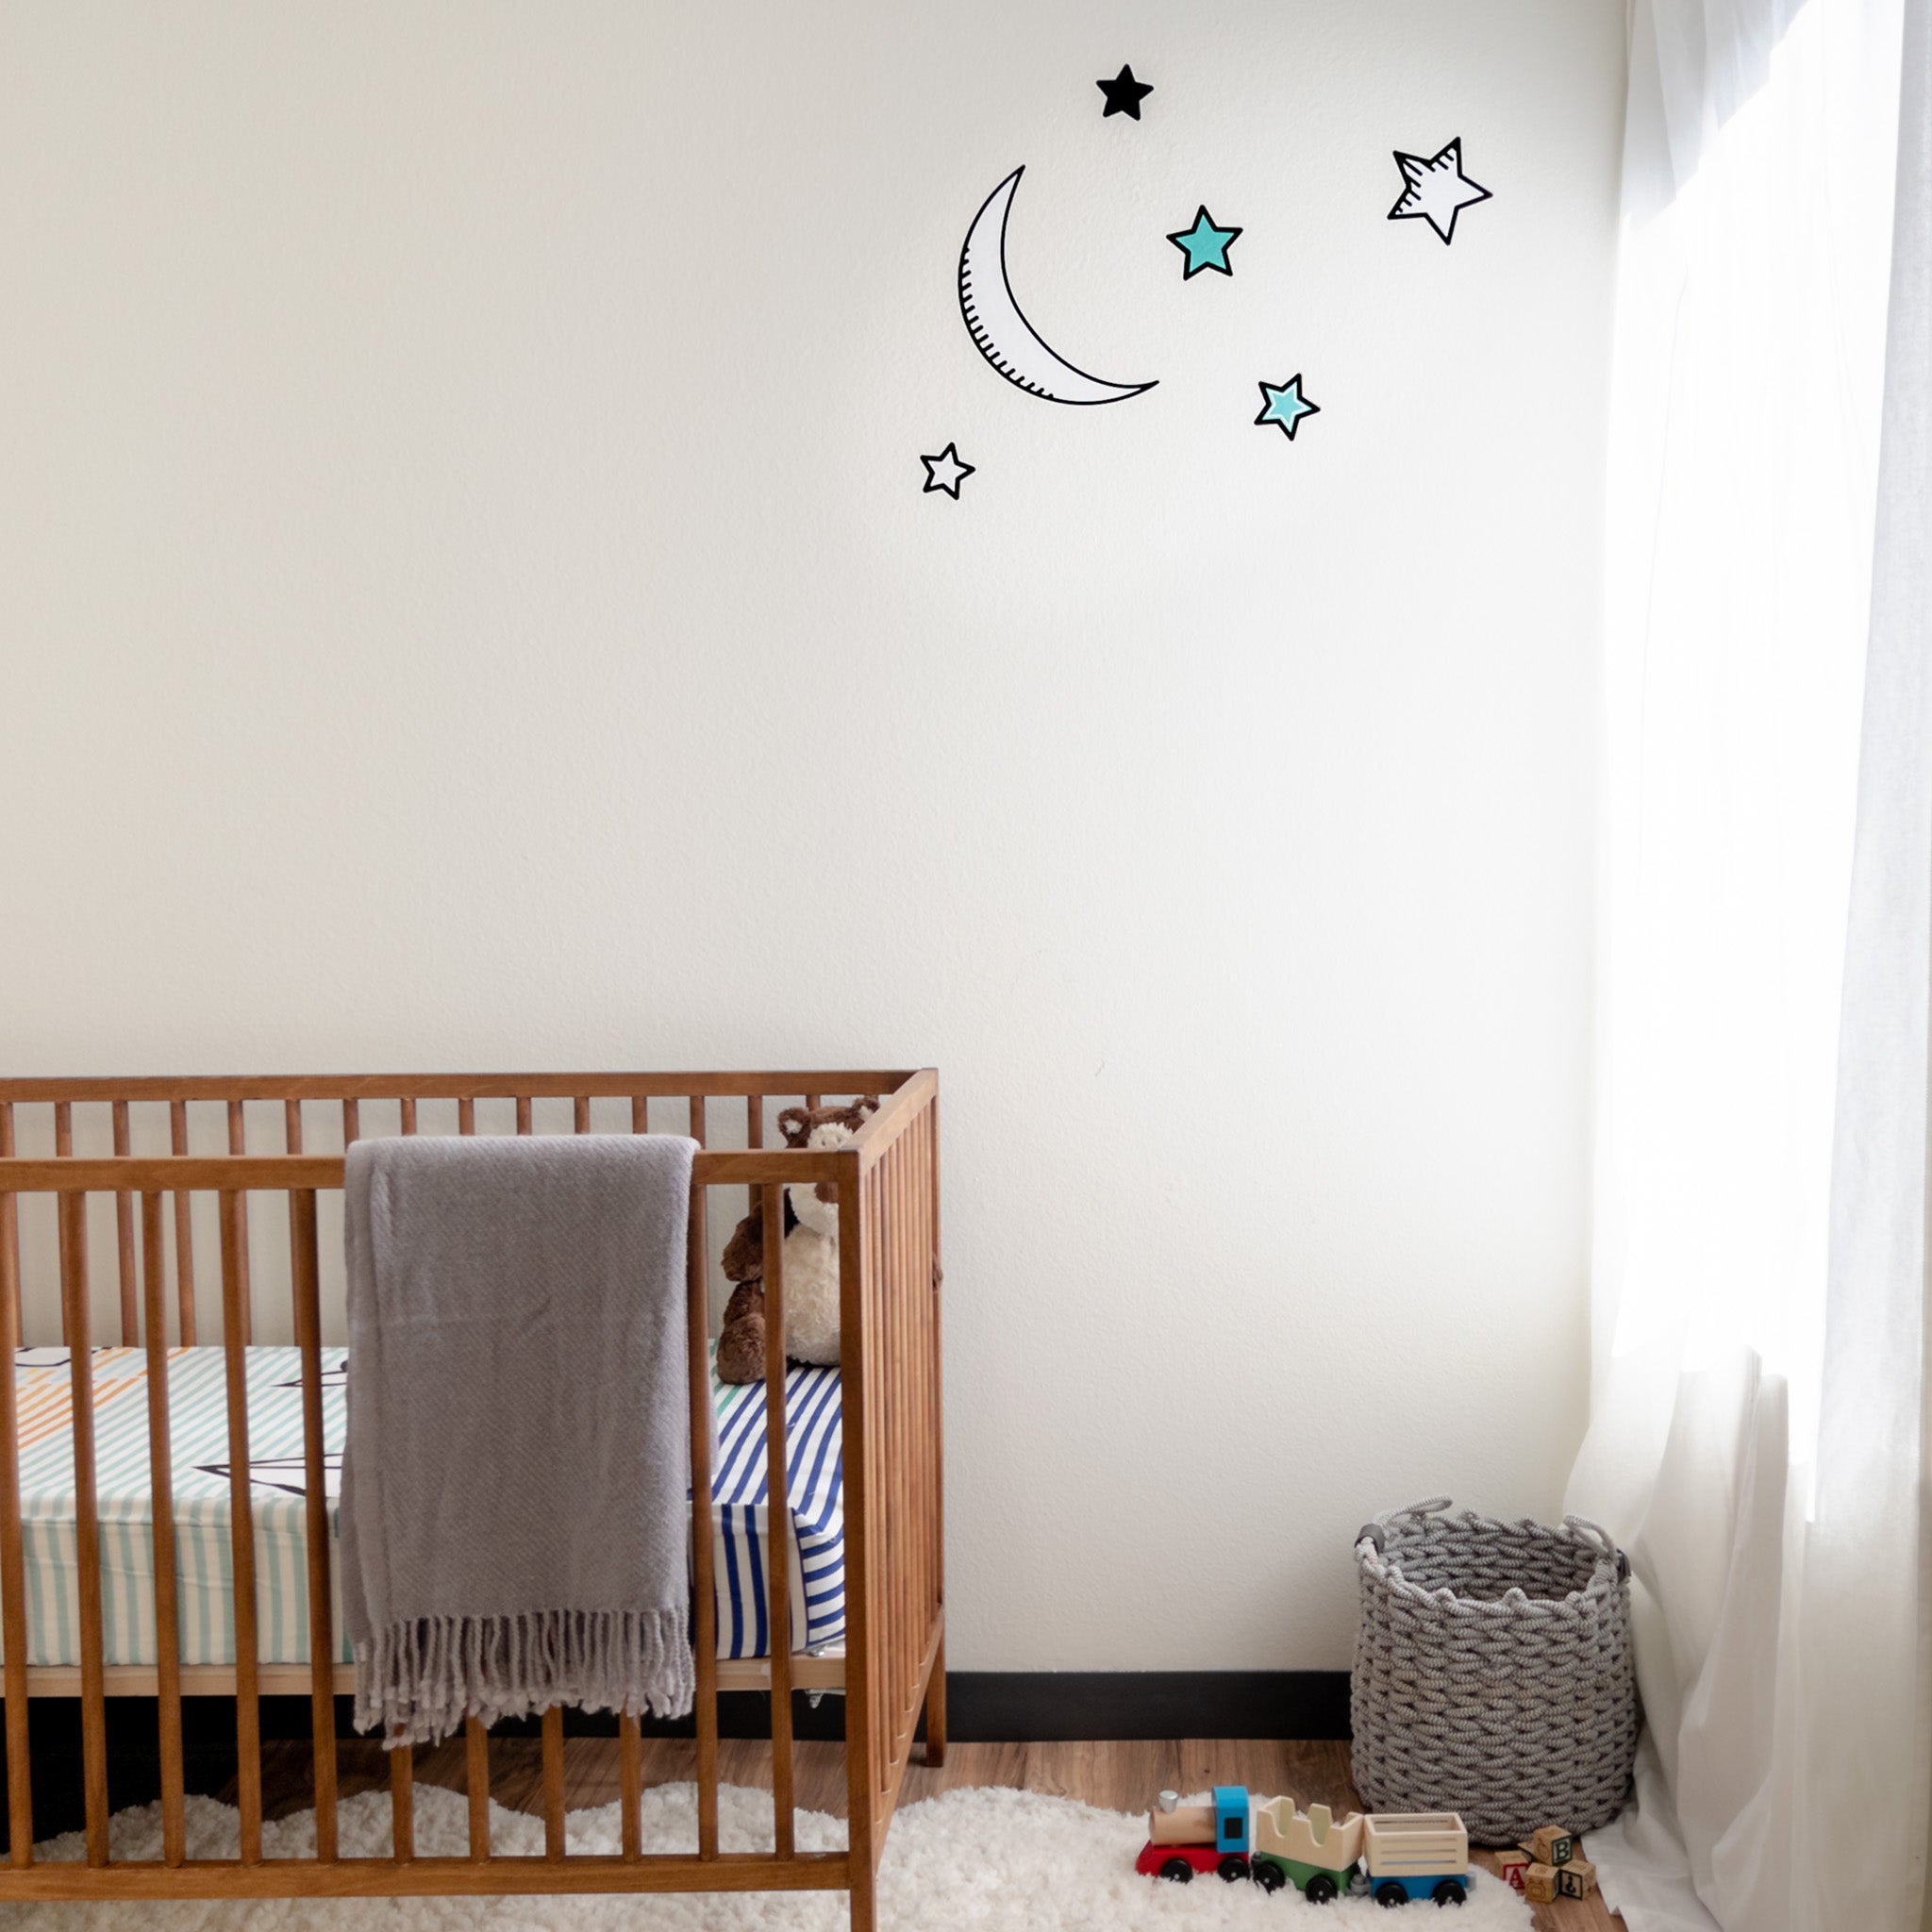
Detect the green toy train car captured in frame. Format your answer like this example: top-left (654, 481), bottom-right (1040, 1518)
top-left (1253, 1793), bottom-right (1363, 1902)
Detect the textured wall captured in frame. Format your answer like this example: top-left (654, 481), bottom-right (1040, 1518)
top-left (0, 0), bottom-right (1624, 1668)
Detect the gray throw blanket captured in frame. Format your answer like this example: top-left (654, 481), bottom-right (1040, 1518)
top-left (341, 1133), bottom-right (698, 1745)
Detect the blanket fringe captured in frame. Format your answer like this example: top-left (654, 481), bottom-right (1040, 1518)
top-left (354, 1607), bottom-right (694, 1746)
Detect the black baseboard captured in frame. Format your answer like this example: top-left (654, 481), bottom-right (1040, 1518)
top-left (546, 1670), bottom-right (1351, 1743)
top-left (0, 1672), bottom-right (1351, 1850)
top-left (947, 1672), bottom-right (1352, 1742)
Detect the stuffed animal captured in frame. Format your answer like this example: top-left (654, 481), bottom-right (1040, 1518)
top-left (716, 1099), bottom-right (879, 1384)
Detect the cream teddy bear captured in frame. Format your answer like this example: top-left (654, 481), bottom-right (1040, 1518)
top-left (716, 1098), bottom-right (878, 1383)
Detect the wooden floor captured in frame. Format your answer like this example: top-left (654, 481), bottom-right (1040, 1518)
top-left (242, 1736), bottom-right (1619, 1929)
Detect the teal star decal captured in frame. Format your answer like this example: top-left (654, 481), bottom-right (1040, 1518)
top-left (1166, 206), bottom-right (1242, 279)
top-left (1255, 374), bottom-right (1320, 441)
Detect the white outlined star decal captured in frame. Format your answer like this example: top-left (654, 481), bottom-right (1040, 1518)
top-left (1388, 137), bottom-right (1492, 244)
top-left (920, 443), bottom-right (975, 498)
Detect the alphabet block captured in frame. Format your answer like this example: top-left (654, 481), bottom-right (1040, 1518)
top-left (1524, 1824), bottom-right (1575, 1867)
top-left (1556, 1856), bottom-right (1599, 1900)
top-left (1523, 1862), bottom-right (1560, 1905)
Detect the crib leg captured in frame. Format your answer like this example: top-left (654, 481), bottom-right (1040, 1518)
top-left (923, 1636), bottom-right (946, 1768)
top-left (849, 1860), bottom-right (876, 1932)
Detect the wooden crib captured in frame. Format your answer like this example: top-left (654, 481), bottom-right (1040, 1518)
top-left (0, 1067), bottom-right (942, 1930)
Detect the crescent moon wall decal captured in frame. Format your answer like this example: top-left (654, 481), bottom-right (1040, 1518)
top-left (958, 166), bottom-right (1157, 406)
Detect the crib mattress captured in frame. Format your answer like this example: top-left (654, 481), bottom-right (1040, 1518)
top-left (2, 1344), bottom-right (844, 1670)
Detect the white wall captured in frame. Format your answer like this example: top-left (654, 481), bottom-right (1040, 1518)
top-left (0, 0), bottom-right (1625, 1671)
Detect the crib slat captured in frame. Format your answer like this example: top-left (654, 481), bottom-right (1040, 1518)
top-left (573, 1097), bottom-right (591, 1135)
top-left (892, 1138), bottom-right (907, 1707)
top-left (342, 1098), bottom-right (359, 1147)
top-left (630, 1096), bottom-right (646, 1136)
top-left (219, 1191), bottom-right (262, 1862)
top-left (881, 1147), bottom-right (897, 1734)
top-left (541, 1706), bottom-right (566, 1858)
top-left (838, 1168), bottom-right (876, 1917)
top-left (0, 1144), bottom-right (33, 1864)
top-left (515, 1097), bottom-right (532, 1137)
top-left (290, 1190), bottom-right (337, 1860)
top-left (169, 1102), bottom-right (196, 1346)
top-left (760, 1185), bottom-right (794, 1858)
top-left (685, 1136), bottom-right (718, 1861)
top-left (900, 1144), bottom-right (914, 1704)
top-left (0, 1103), bottom-right (19, 1345)
top-left (112, 1103), bottom-right (138, 1344)
top-left (225, 1107), bottom-right (252, 1347)
top-left (618, 1713), bottom-right (642, 1860)
top-left (458, 1098), bottom-right (475, 1136)
top-left (400, 1097), bottom-right (417, 1136)
top-left (140, 1192), bottom-right (187, 1865)
top-left (465, 1719), bottom-right (491, 1860)
top-left (902, 1142), bottom-right (919, 1700)
top-left (54, 1108), bottom-right (73, 1351)
top-left (390, 1744), bottom-right (415, 1862)
top-left (924, 1096), bottom-right (947, 1768)
top-left (882, 1146), bottom-right (898, 1759)
top-left (284, 1099), bottom-right (302, 1155)
top-left (59, 1194), bottom-right (110, 1865)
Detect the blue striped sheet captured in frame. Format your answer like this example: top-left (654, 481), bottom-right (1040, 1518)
top-left (705, 1362), bottom-right (845, 1658)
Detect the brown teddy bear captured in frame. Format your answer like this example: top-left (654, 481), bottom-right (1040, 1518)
top-left (716, 1098), bottom-right (878, 1383)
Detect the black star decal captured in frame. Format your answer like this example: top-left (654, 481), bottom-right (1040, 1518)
top-left (1096, 64), bottom-right (1154, 120)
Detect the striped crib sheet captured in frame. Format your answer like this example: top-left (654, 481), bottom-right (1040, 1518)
top-left (8, 1344), bottom-right (347, 1668)
top-left (4, 1346), bottom-right (844, 1670)
top-left (709, 1362), bottom-right (845, 1659)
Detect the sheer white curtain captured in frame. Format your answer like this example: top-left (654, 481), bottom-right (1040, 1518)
top-left (1565, 0), bottom-right (1932, 1926)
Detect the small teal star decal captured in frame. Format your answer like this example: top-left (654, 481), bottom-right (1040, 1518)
top-left (1255, 375), bottom-right (1320, 440)
top-left (1166, 206), bottom-right (1242, 279)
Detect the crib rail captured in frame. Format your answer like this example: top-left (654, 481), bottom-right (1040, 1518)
top-left (0, 1073), bottom-right (919, 1103)
top-left (0, 1071), bottom-right (942, 1928)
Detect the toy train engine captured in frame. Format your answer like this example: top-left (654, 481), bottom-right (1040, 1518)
top-left (1134, 1787), bottom-right (1255, 1883)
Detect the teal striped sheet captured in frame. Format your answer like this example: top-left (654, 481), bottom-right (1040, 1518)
top-left (7, 1343), bottom-right (347, 1667)
top-left (6, 1346), bottom-right (841, 1669)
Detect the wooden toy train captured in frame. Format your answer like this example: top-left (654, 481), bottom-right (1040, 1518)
top-left (1134, 1786), bottom-right (1470, 1907)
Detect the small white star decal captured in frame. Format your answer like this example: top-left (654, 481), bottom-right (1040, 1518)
top-left (920, 442), bottom-right (974, 498)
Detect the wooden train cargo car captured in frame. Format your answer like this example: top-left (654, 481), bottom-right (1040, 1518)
top-left (1361, 1812), bottom-right (1471, 1907)
top-left (1253, 1795), bottom-right (1365, 1902)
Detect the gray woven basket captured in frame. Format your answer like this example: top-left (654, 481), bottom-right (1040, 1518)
top-left (1350, 1498), bottom-right (1640, 1845)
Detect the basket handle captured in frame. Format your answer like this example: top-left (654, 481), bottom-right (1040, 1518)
top-left (1563, 1512), bottom-right (1631, 1581)
top-left (1355, 1496), bottom-right (1453, 1554)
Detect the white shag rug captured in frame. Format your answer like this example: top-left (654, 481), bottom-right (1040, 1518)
top-left (16, 1783), bottom-right (1534, 1929)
